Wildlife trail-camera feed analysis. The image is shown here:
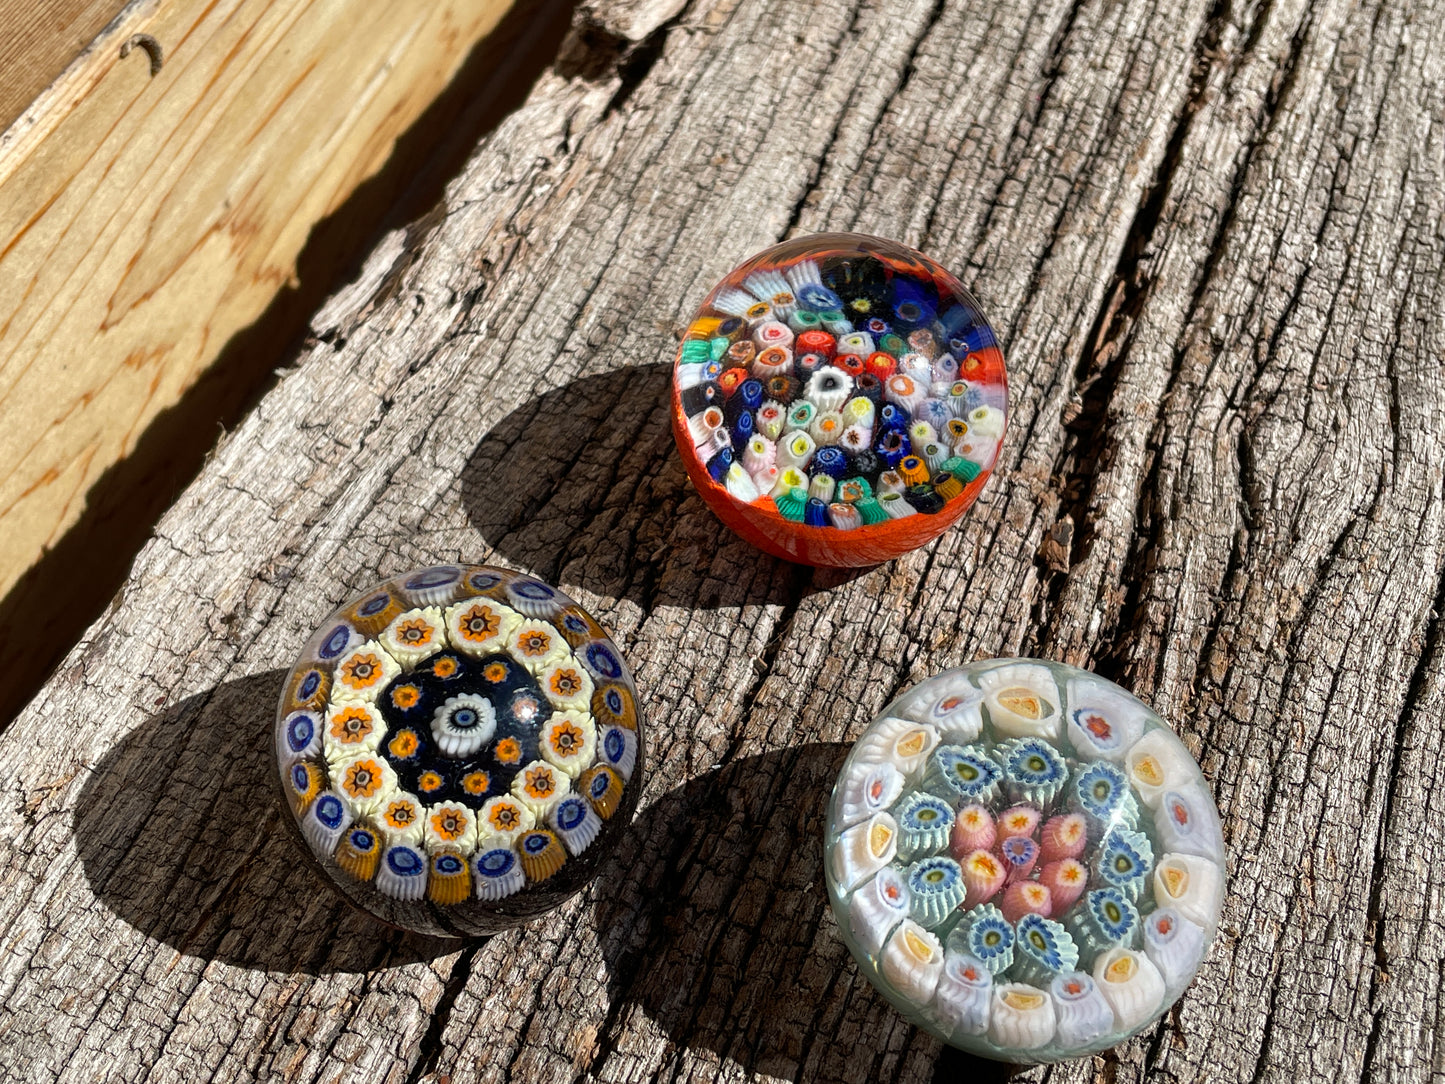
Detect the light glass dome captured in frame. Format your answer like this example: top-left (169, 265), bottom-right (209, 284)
top-left (824, 659), bottom-right (1223, 1062)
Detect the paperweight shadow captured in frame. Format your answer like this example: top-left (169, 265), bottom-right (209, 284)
top-left (592, 743), bottom-right (1014, 1082)
top-left (459, 363), bottom-right (869, 612)
top-left (73, 669), bottom-right (460, 974)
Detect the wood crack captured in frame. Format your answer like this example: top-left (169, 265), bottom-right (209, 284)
top-left (959, 0), bottom-right (1093, 269)
top-left (1034, 0), bottom-right (1237, 664)
top-left (405, 945), bottom-right (482, 1084)
top-left (1357, 557), bottom-right (1445, 1083)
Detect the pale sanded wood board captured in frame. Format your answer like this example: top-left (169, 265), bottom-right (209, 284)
top-left (0, 0), bottom-right (516, 660)
top-left (0, 0), bottom-right (126, 134)
top-left (2, 0), bottom-right (1443, 1081)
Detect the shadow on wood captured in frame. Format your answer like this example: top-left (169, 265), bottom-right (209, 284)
top-left (931, 1043), bottom-right (1035, 1082)
top-left (460, 362), bottom-right (868, 607)
top-left (461, 361), bottom-right (701, 595)
top-left (72, 669), bottom-right (459, 974)
top-left (588, 743), bottom-right (1014, 1082)
top-left (73, 677), bottom-right (1015, 1074)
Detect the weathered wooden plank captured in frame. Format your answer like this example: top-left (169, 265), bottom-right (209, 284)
top-left (0, 0), bottom-right (1441, 1081)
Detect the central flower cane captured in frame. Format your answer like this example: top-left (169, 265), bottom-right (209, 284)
top-left (432, 694), bottom-right (498, 756)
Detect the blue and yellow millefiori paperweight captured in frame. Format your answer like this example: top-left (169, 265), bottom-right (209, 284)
top-left (274, 564), bottom-right (643, 936)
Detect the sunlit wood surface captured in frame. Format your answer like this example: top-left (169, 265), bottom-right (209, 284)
top-left (2, 0), bottom-right (1442, 1080)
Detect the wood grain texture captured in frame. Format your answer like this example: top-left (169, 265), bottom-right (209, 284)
top-left (0, 0), bottom-right (515, 644)
top-left (0, 0), bottom-right (130, 135)
top-left (1, 0), bottom-right (1442, 1081)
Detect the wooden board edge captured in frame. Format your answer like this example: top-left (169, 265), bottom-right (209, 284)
top-left (0, 0), bottom-right (160, 189)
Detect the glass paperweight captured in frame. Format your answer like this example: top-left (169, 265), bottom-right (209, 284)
top-left (273, 564), bottom-right (643, 936)
top-left (824, 659), bottom-right (1223, 1063)
top-left (670, 233), bottom-right (1007, 566)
